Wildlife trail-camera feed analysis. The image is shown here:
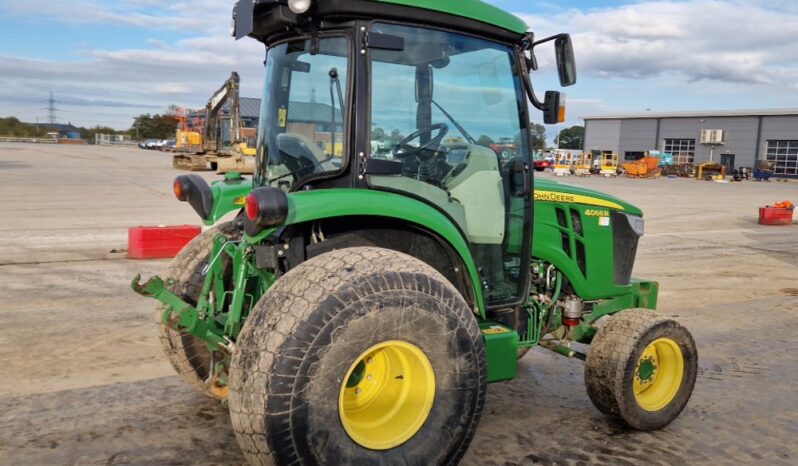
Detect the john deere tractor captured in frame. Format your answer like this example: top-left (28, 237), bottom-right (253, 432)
top-left (133, 1), bottom-right (697, 464)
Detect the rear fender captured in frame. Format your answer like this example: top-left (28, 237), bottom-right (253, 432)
top-left (246, 188), bottom-right (487, 317)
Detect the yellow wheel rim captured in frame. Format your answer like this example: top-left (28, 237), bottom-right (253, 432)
top-left (633, 337), bottom-right (684, 412)
top-left (338, 340), bottom-right (435, 450)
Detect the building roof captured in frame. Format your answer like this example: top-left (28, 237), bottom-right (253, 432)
top-left (221, 97), bottom-right (262, 119)
top-left (239, 97), bottom-right (261, 119)
top-left (582, 108), bottom-right (798, 120)
top-left (288, 101), bottom-right (343, 124)
top-left (34, 123), bottom-right (80, 132)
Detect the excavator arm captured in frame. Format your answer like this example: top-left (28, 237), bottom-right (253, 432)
top-left (204, 72), bottom-right (242, 153)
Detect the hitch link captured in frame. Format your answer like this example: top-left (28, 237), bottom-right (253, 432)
top-left (131, 274), bottom-right (227, 350)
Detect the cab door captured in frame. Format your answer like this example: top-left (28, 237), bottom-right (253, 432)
top-left (365, 22), bottom-right (533, 307)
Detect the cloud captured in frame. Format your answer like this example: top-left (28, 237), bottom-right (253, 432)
top-left (516, 0), bottom-right (798, 86)
top-left (1, 0), bottom-right (797, 130)
top-left (0, 0), bottom-right (231, 32)
top-left (0, 0), bottom-right (264, 129)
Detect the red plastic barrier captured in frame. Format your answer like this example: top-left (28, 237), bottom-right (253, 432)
top-left (128, 225), bottom-right (201, 259)
top-left (758, 207), bottom-right (794, 226)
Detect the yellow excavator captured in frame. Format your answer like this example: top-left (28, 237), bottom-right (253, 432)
top-left (173, 72), bottom-right (256, 174)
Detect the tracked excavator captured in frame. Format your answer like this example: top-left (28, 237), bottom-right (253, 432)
top-left (173, 72), bottom-right (256, 174)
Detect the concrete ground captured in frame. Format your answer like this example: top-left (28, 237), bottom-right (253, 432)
top-left (1, 142), bottom-right (796, 465)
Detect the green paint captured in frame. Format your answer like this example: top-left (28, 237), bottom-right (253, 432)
top-left (568, 280), bottom-right (659, 343)
top-left (131, 274), bottom-right (228, 350)
top-left (374, 0), bottom-right (528, 35)
top-left (478, 320), bottom-right (518, 383)
top-left (532, 194), bottom-right (647, 301)
top-left (534, 178), bottom-right (642, 216)
top-left (638, 359), bottom-right (655, 381)
top-left (203, 177), bottom-right (253, 226)
top-left (346, 360), bottom-right (367, 388)
top-left (131, 230), bottom-right (276, 351)
top-left (246, 188), bottom-right (486, 317)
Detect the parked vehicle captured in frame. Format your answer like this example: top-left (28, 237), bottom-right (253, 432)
top-left (490, 137), bottom-right (518, 160)
top-left (139, 139), bottom-right (159, 149)
top-left (533, 152), bottom-right (552, 171)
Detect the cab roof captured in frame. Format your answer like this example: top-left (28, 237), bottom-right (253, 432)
top-left (374, 0), bottom-right (528, 36)
top-left (234, 0), bottom-right (529, 44)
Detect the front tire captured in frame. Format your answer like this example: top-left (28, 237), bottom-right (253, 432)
top-left (584, 309), bottom-right (697, 430)
top-left (228, 247), bottom-right (487, 465)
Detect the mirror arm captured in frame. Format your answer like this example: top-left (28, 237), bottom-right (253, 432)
top-left (517, 44), bottom-right (545, 112)
top-left (531, 33), bottom-right (567, 49)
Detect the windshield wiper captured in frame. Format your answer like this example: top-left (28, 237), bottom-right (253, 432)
top-left (431, 99), bottom-right (476, 145)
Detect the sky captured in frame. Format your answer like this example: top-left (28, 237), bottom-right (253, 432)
top-left (1, 0), bottom-right (797, 141)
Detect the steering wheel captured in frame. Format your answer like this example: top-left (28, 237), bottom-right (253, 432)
top-left (392, 123), bottom-right (449, 160)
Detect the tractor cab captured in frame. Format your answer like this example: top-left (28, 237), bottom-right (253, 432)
top-left (236, 0), bottom-right (575, 306)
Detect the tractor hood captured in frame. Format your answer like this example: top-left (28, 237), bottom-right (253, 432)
top-left (534, 178), bottom-right (643, 217)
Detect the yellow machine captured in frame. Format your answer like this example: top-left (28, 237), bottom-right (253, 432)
top-left (173, 72), bottom-right (256, 174)
top-left (598, 152), bottom-right (619, 177)
top-left (695, 162), bottom-right (726, 181)
top-left (175, 129), bottom-right (203, 150)
top-left (234, 141), bottom-right (257, 156)
top-left (324, 142), bottom-right (345, 157)
top-left (552, 151), bottom-right (573, 176)
top-left (572, 152), bottom-right (592, 176)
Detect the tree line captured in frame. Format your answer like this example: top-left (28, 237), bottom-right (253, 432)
top-left (0, 109), bottom-right (179, 141)
top-left (473, 124), bottom-right (584, 151)
top-left (2, 110), bottom-right (583, 149)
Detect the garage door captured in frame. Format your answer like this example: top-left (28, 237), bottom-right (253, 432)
top-left (765, 140), bottom-right (798, 176)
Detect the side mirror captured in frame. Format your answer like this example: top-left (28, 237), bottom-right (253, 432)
top-left (543, 91), bottom-right (566, 125)
top-left (554, 34), bottom-right (576, 87)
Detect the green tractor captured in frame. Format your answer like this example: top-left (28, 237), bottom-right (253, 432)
top-left (133, 0), bottom-right (697, 464)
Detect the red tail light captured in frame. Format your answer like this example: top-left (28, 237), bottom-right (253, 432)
top-left (244, 187), bottom-right (289, 230)
top-left (245, 193), bottom-right (259, 221)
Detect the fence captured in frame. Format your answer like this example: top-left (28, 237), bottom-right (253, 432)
top-left (94, 134), bottom-right (139, 147)
top-left (0, 136), bottom-right (58, 144)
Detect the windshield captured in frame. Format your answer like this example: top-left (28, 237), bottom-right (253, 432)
top-left (370, 24), bottom-right (527, 168)
top-left (255, 37), bottom-right (349, 190)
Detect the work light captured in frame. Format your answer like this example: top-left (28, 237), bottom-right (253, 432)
top-left (624, 213), bottom-right (645, 237)
top-left (288, 0), bottom-right (312, 14)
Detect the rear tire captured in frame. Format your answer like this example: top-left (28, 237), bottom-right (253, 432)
top-left (584, 309), bottom-right (697, 430)
top-left (229, 247), bottom-right (487, 466)
top-left (156, 221), bottom-right (239, 399)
